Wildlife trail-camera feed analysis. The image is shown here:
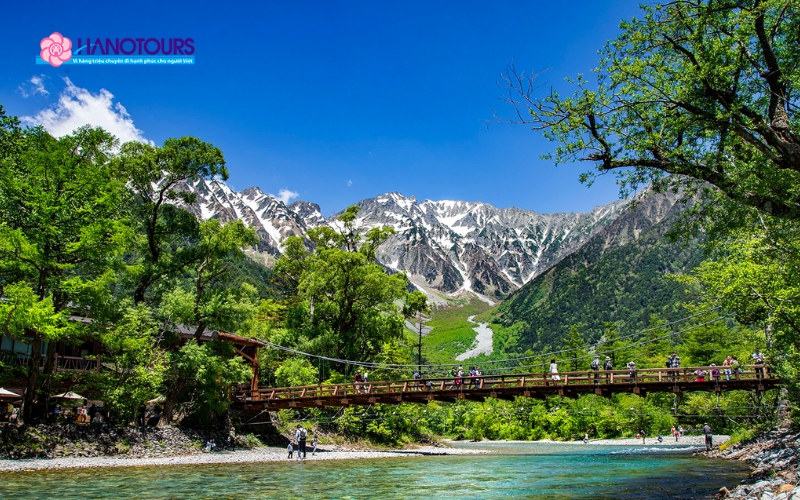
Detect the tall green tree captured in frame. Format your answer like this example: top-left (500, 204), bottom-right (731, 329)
top-left (117, 137), bottom-right (227, 304)
top-left (503, 0), bottom-right (800, 222)
top-left (0, 125), bottom-right (131, 421)
top-left (275, 206), bottom-right (409, 374)
top-left (564, 324), bottom-right (589, 372)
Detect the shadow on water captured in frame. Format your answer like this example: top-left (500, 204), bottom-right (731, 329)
top-left (0, 443), bottom-right (749, 499)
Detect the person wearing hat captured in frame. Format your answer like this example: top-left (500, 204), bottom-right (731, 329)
top-left (702, 422), bottom-right (713, 451)
top-left (603, 356), bottom-right (613, 382)
top-left (590, 355), bottom-right (601, 384)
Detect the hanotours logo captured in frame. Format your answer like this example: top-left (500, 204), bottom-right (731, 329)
top-left (40, 32), bottom-right (73, 67)
top-left (74, 37), bottom-right (195, 56)
top-left (37, 32), bottom-right (195, 66)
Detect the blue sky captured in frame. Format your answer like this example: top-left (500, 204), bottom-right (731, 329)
top-left (1, 1), bottom-right (643, 216)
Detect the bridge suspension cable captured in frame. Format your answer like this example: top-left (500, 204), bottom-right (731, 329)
top-left (261, 306), bottom-right (725, 372)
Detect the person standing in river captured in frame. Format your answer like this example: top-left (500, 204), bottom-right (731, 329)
top-left (702, 423), bottom-right (713, 451)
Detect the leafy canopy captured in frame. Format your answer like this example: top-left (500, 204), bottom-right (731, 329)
top-left (504, 0), bottom-right (800, 221)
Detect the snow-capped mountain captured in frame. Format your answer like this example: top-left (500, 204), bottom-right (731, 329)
top-left (346, 192), bottom-right (628, 298)
top-left (177, 179), bottom-right (324, 255)
top-left (177, 179), bottom-right (629, 299)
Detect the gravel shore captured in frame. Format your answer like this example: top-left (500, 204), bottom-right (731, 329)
top-left (0, 445), bottom-right (483, 472)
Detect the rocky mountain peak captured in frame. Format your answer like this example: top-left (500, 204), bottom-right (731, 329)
top-left (177, 180), bottom-right (632, 299)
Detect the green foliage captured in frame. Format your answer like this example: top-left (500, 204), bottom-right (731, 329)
top-left (507, 0), bottom-right (800, 223)
top-left (273, 206), bottom-right (410, 375)
top-left (564, 325), bottom-right (588, 372)
top-left (97, 304), bottom-right (167, 422)
top-left (117, 136), bottom-right (228, 304)
top-left (171, 341), bottom-right (251, 425)
top-left (492, 201), bottom-right (703, 354)
top-left (678, 220), bottom-right (800, 395)
top-left (274, 357), bottom-right (318, 387)
top-left (422, 297), bottom-right (493, 364)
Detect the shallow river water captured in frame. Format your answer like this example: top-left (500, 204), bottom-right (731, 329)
top-left (0, 441), bottom-right (749, 499)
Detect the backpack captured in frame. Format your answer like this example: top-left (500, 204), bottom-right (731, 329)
top-left (591, 360), bottom-right (599, 370)
top-left (300, 428), bottom-right (307, 439)
top-left (666, 359), bottom-right (671, 368)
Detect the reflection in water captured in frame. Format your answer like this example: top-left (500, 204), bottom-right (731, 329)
top-left (0, 442), bottom-right (748, 499)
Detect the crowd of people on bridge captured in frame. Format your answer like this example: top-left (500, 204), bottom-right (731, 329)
top-left (399, 348), bottom-right (771, 391)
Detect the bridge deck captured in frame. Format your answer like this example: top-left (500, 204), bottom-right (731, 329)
top-left (233, 366), bottom-right (779, 411)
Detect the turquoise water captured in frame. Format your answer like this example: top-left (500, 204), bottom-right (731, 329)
top-left (0, 442), bottom-right (748, 499)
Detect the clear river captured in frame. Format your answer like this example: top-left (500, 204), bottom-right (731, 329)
top-left (0, 441), bottom-right (749, 499)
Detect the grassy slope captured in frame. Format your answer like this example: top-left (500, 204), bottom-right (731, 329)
top-left (419, 296), bottom-right (494, 364)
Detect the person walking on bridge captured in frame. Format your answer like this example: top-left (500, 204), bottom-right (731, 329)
top-left (550, 359), bottom-right (560, 382)
top-left (752, 349), bottom-right (765, 380)
top-left (603, 357), bottom-right (613, 382)
top-left (591, 356), bottom-right (601, 384)
top-left (354, 371), bottom-right (363, 394)
top-left (667, 352), bottom-right (681, 381)
top-left (627, 361), bottom-right (636, 383)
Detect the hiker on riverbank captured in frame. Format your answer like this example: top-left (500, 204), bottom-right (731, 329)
top-left (671, 426), bottom-right (679, 442)
top-left (703, 423), bottom-right (713, 451)
top-left (311, 434), bottom-right (318, 455)
top-left (296, 424), bottom-right (307, 459)
top-left (229, 427), bottom-right (237, 451)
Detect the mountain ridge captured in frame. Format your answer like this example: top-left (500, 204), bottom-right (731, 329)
top-left (175, 178), bottom-right (633, 299)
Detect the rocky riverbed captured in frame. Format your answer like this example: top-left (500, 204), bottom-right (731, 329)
top-left (707, 428), bottom-right (800, 499)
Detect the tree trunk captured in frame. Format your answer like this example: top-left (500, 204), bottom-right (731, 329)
top-left (39, 341), bottom-right (59, 416)
top-left (159, 378), bottom-right (185, 427)
top-left (22, 333), bottom-right (43, 424)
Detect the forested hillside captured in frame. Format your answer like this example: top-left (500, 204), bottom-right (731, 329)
top-left (490, 192), bottom-right (705, 354)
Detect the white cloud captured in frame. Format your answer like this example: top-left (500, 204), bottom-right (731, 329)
top-left (347, 179), bottom-right (353, 187)
top-left (18, 75), bottom-right (49, 97)
top-left (23, 78), bottom-right (151, 144)
top-left (271, 188), bottom-right (299, 205)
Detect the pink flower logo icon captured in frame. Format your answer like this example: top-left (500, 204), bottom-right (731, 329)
top-left (40, 32), bottom-right (72, 67)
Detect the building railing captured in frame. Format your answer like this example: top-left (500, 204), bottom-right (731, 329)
top-left (2, 353), bottom-right (102, 373)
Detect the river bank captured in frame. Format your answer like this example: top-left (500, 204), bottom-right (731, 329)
top-left (0, 444), bottom-right (483, 472)
top-left (705, 428), bottom-right (800, 499)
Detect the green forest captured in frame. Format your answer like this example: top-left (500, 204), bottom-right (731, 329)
top-left (2, 0), bottom-right (800, 448)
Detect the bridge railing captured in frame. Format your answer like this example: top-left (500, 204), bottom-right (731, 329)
top-left (232, 365), bottom-right (770, 403)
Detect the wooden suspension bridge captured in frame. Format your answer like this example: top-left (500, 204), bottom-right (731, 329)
top-left (232, 366), bottom-right (780, 411)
